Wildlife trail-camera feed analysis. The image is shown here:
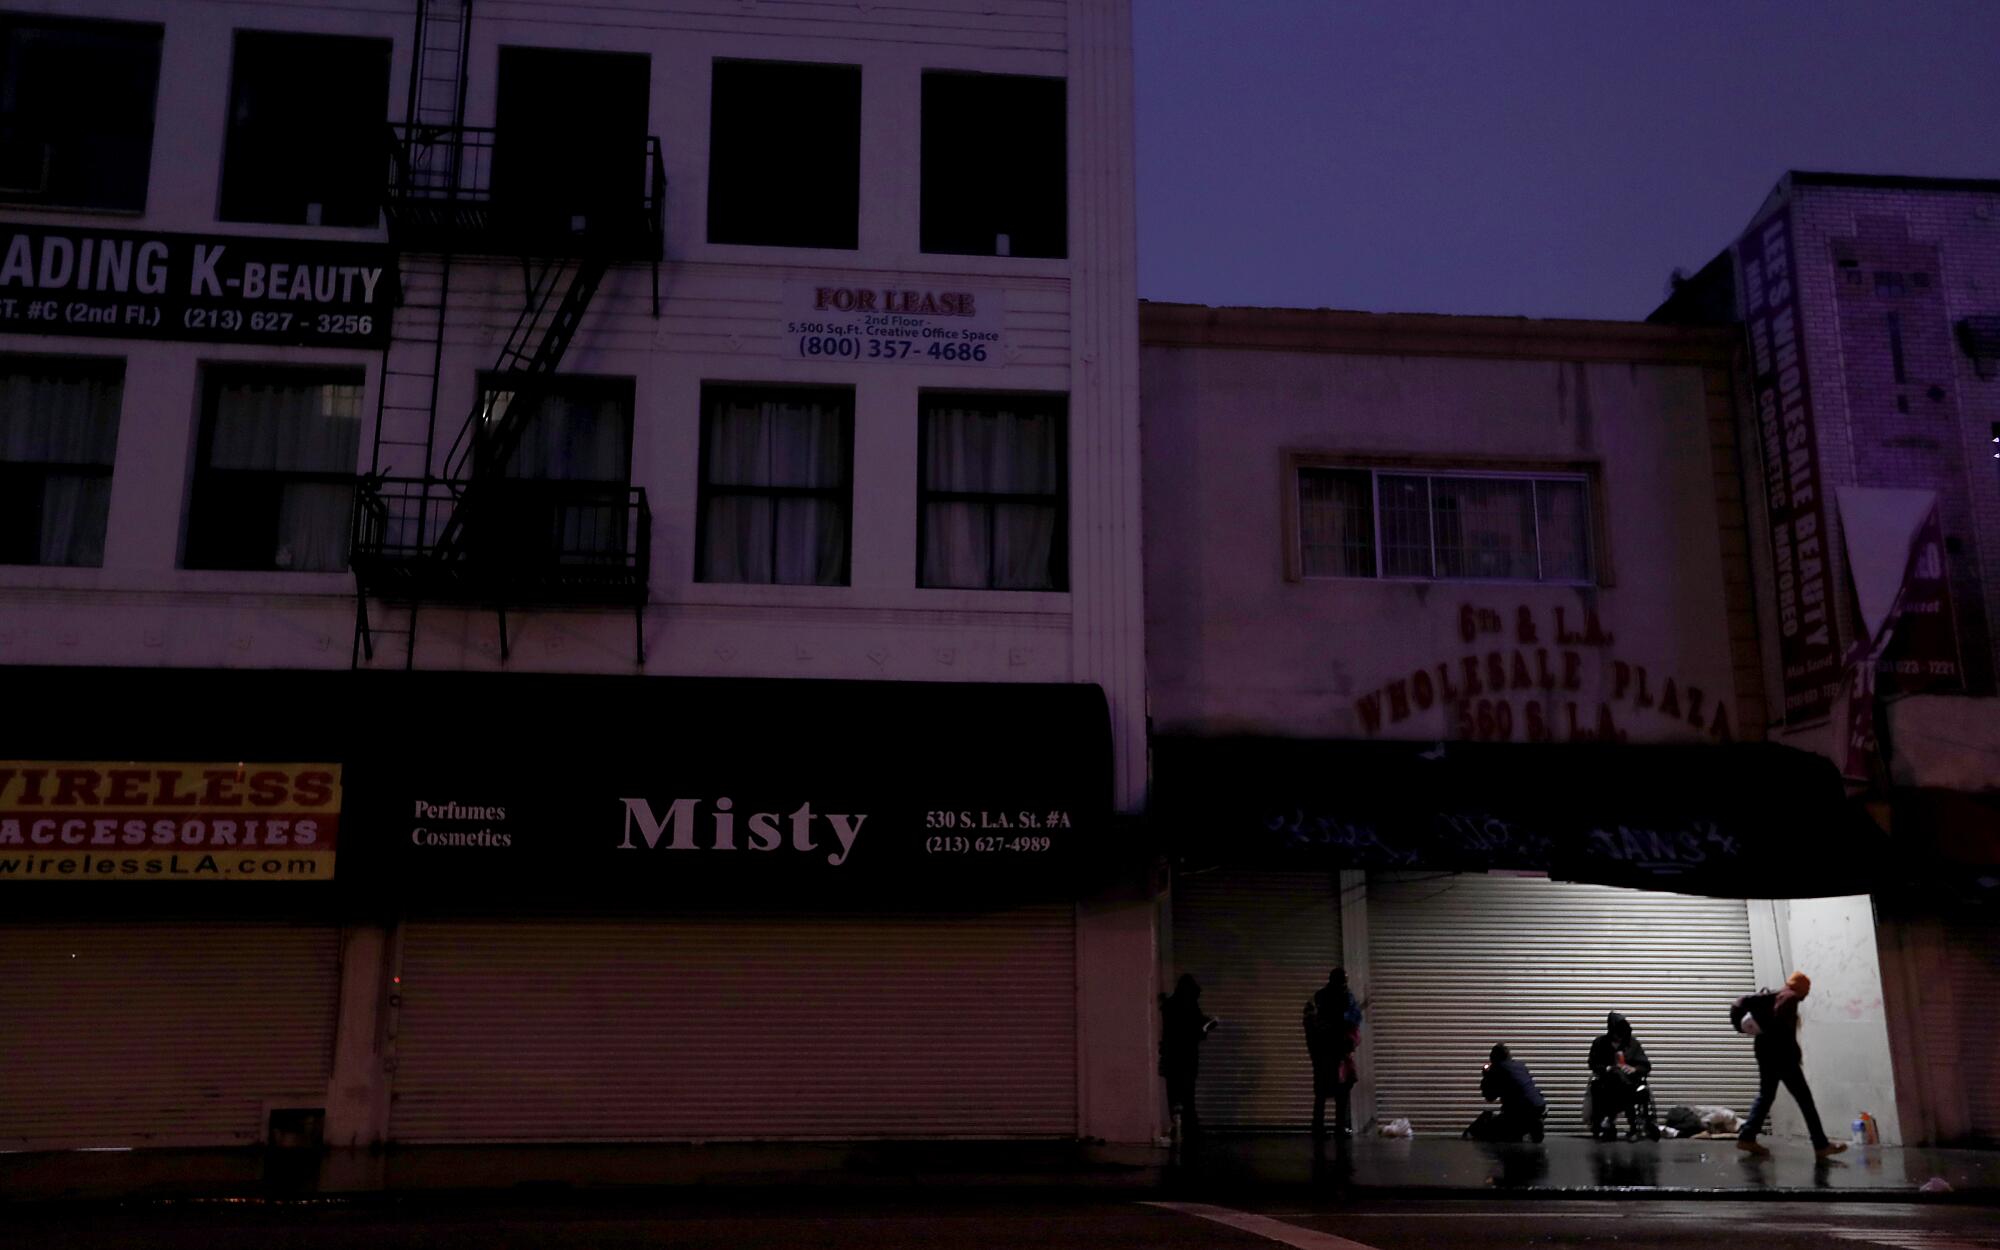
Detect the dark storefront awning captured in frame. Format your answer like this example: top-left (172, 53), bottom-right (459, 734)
top-left (1152, 736), bottom-right (1888, 898)
top-left (1, 667), bottom-right (1115, 913)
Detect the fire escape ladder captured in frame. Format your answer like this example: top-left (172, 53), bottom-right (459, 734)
top-left (427, 252), bottom-right (608, 564)
top-left (354, 0), bottom-right (655, 668)
top-left (408, 0), bottom-right (471, 134)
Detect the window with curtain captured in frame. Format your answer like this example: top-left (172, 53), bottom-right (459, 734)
top-left (186, 368), bottom-right (363, 572)
top-left (919, 393), bottom-right (1065, 591)
top-left (697, 384), bottom-right (851, 585)
top-left (477, 376), bottom-right (634, 568)
top-left (0, 355), bottom-right (124, 566)
top-left (1295, 465), bottom-right (1594, 583)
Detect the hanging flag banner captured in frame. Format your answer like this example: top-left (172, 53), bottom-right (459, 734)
top-left (1833, 489), bottom-right (1964, 780)
top-left (1875, 505), bottom-right (1962, 695)
top-left (1736, 206), bottom-right (1841, 724)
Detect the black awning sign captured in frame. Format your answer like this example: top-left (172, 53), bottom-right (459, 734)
top-left (0, 222), bottom-right (395, 349)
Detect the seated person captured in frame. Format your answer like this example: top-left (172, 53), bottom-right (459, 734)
top-left (1587, 1012), bottom-right (1652, 1140)
top-left (1468, 1043), bottom-right (1547, 1143)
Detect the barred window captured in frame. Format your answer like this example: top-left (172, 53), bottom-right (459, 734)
top-left (1297, 466), bottom-right (1593, 583)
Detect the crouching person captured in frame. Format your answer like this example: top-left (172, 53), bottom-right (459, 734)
top-left (1467, 1043), bottom-right (1547, 1143)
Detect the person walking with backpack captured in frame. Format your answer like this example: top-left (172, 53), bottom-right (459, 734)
top-left (1734, 971), bottom-right (1847, 1158)
top-left (1305, 967), bottom-right (1363, 1139)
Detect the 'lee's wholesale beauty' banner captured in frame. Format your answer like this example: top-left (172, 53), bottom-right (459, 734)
top-left (0, 763), bottom-right (340, 882)
top-left (1736, 205), bottom-right (1842, 724)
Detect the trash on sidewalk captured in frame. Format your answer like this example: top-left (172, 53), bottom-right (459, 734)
top-left (1694, 1105), bottom-right (1742, 1134)
top-left (1919, 1177), bottom-right (1954, 1194)
top-left (1377, 1117), bottom-right (1414, 1138)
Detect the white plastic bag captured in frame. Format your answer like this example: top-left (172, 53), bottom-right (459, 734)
top-left (1377, 1117), bottom-right (1414, 1138)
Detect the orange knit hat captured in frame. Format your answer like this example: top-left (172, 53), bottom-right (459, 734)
top-left (1786, 971), bottom-right (1812, 997)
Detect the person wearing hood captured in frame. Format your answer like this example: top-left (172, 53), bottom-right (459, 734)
top-left (1303, 967), bottom-right (1363, 1139)
top-left (1158, 973), bottom-right (1217, 1142)
top-left (1737, 971), bottom-right (1846, 1158)
top-left (1472, 1043), bottom-right (1547, 1142)
top-left (1587, 1011), bottom-right (1653, 1140)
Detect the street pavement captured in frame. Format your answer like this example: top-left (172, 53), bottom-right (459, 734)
top-left (7, 1133), bottom-right (1998, 1206)
top-left (6, 1194), bottom-right (2000, 1250)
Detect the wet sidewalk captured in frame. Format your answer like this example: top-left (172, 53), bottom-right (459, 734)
top-left (3, 1133), bottom-right (1997, 1208)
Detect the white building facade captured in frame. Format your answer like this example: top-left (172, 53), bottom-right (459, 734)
top-left (0, 0), bottom-right (1152, 1151)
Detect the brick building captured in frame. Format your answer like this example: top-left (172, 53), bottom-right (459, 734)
top-left (1655, 171), bottom-right (2000, 1145)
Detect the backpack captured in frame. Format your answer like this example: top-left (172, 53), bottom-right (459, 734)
top-left (1730, 989), bottom-right (1775, 1036)
top-left (1303, 997), bottom-right (1352, 1057)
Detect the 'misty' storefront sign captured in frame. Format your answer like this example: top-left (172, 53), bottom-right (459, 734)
top-left (0, 762), bottom-right (341, 882)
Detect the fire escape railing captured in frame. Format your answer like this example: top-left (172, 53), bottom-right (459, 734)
top-left (351, 119), bottom-right (665, 667)
top-left (383, 124), bottom-right (666, 267)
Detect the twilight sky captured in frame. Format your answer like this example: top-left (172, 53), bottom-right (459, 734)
top-left (1133, 0), bottom-right (2000, 321)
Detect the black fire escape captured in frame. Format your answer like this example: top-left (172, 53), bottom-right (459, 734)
top-left (351, 0), bottom-right (664, 668)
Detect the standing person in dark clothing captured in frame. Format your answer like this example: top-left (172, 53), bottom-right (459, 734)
top-left (1304, 967), bottom-right (1364, 1139)
top-left (1587, 1011), bottom-right (1653, 1140)
top-left (1737, 971), bottom-right (1847, 1158)
top-left (1158, 973), bottom-right (1216, 1143)
top-left (1469, 1043), bottom-right (1547, 1142)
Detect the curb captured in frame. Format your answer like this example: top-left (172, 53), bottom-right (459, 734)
top-left (3, 1178), bottom-right (1992, 1213)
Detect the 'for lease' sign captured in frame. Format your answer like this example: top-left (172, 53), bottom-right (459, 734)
top-left (783, 282), bottom-right (1004, 366)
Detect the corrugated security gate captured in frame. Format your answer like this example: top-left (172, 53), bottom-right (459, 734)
top-left (1171, 869), bottom-right (1342, 1128)
top-left (388, 907), bottom-right (1077, 1141)
top-left (1949, 920), bottom-right (2000, 1143)
top-left (1369, 874), bottom-right (1759, 1136)
top-left (0, 922), bottom-right (343, 1149)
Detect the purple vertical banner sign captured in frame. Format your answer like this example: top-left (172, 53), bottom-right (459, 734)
top-left (1736, 206), bottom-right (1841, 724)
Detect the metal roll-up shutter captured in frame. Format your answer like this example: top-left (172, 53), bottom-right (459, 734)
top-left (1370, 874), bottom-right (1759, 1136)
top-left (1171, 870), bottom-right (1341, 1128)
top-left (389, 907), bottom-right (1076, 1142)
top-left (0, 922), bottom-right (342, 1150)
top-left (1949, 921), bottom-right (2000, 1141)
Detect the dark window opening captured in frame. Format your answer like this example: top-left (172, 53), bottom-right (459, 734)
top-left (220, 31), bottom-right (391, 227)
top-left (186, 367), bottom-right (363, 572)
top-left (696, 384), bottom-right (853, 585)
top-left (0, 16), bottom-right (160, 211)
top-left (707, 60), bottom-right (860, 249)
top-left (918, 392), bottom-right (1066, 590)
top-left (1888, 311), bottom-right (1907, 383)
top-left (920, 72), bottom-right (1065, 258)
top-left (1875, 271), bottom-right (1905, 297)
top-left (1914, 272), bottom-right (1931, 288)
top-left (474, 374), bottom-right (635, 568)
top-left (495, 46), bottom-right (650, 238)
top-left (0, 354), bottom-right (123, 566)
